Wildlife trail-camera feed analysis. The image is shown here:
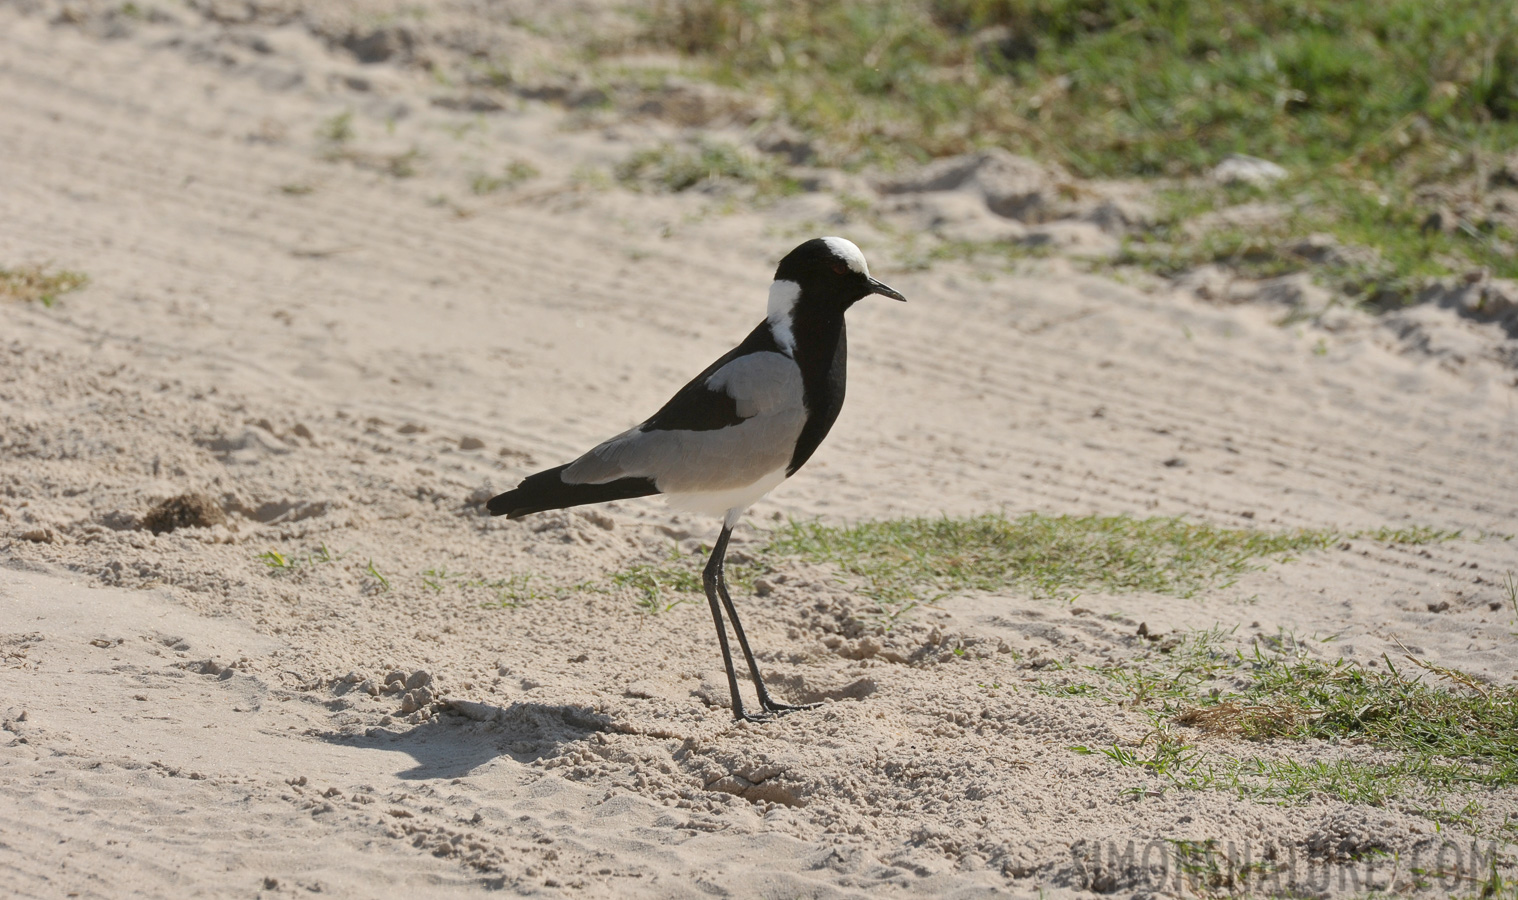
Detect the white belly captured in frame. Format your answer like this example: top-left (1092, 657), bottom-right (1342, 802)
top-left (663, 466), bottom-right (788, 521)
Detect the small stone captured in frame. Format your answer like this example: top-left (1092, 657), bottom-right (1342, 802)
top-left (342, 671), bottom-right (362, 683)
top-left (384, 670), bottom-right (407, 686)
top-left (459, 436), bottom-right (486, 451)
top-left (1427, 600), bottom-right (1450, 613)
top-left (399, 686), bottom-right (433, 715)
top-left (754, 579), bottom-right (775, 597)
top-left (405, 669), bottom-right (432, 690)
top-left (360, 679), bottom-right (379, 696)
top-left (19, 528), bottom-right (55, 544)
top-left (1163, 457), bottom-right (1186, 468)
top-left (1211, 154), bottom-right (1287, 187)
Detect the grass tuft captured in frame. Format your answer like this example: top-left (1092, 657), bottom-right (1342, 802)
top-left (1, 263), bottom-right (89, 308)
top-left (470, 160), bottom-right (540, 195)
top-left (1177, 653), bottom-right (1517, 764)
top-left (1074, 629), bottom-right (1518, 818)
top-left (317, 110), bottom-right (355, 144)
top-left (256, 543), bottom-right (342, 575)
top-left (769, 513), bottom-right (1343, 607)
top-left (609, 545), bottom-right (705, 613)
top-left (615, 140), bottom-right (798, 196)
top-left (768, 514), bottom-right (1462, 613)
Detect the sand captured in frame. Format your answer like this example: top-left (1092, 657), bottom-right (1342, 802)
top-left (3, 2), bottom-right (1517, 897)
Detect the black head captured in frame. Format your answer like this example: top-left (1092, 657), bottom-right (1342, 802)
top-left (772, 237), bottom-right (906, 308)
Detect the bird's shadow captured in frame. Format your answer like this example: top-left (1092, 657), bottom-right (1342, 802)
top-left (319, 700), bottom-right (612, 781)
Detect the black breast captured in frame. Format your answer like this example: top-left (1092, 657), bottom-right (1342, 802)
top-left (786, 314), bottom-right (847, 475)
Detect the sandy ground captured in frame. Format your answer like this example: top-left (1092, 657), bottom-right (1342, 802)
top-left (3, 3), bottom-right (1517, 897)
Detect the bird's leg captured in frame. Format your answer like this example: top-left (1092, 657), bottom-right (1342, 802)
top-left (711, 531), bottom-right (820, 717)
top-left (702, 525), bottom-right (750, 721)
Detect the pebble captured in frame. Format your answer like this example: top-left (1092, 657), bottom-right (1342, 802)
top-left (398, 686), bottom-right (432, 714)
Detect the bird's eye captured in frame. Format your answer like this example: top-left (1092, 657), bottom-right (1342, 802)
top-left (831, 262), bottom-right (848, 275)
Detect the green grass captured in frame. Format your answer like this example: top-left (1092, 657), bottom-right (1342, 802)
top-left (1, 263), bottom-right (89, 307)
top-left (611, 559), bottom-right (704, 613)
top-left (470, 159), bottom-right (540, 195)
top-left (1110, 178), bottom-right (1518, 304)
top-left (615, 139), bottom-right (799, 196)
top-left (417, 567), bottom-right (593, 607)
top-left (317, 110), bottom-right (355, 144)
top-left (1177, 651), bottom-right (1517, 757)
top-left (365, 559), bottom-right (391, 593)
top-left (255, 543), bottom-right (342, 574)
top-left (766, 513), bottom-right (1454, 611)
top-left (632, 0), bottom-right (1518, 292)
top-left (471, 514), bottom-right (1459, 621)
top-left (1070, 628), bottom-right (1518, 827)
top-left (468, 573), bottom-right (579, 608)
top-left (643, 0), bottom-right (1518, 178)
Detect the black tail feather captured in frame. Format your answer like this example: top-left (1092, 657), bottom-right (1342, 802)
top-left (486, 464), bottom-right (660, 519)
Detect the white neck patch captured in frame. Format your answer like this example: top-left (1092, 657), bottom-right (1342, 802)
top-left (766, 279), bottom-right (800, 355)
top-left (822, 236), bottom-right (869, 275)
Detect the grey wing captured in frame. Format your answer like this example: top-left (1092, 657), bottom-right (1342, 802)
top-left (705, 351), bottom-right (799, 419)
top-left (562, 351), bottom-right (807, 493)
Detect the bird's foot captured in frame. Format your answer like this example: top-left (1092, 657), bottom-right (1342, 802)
top-left (762, 699), bottom-right (821, 715)
top-left (732, 701), bottom-right (819, 724)
top-left (733, 699), bottom-right (820, 722)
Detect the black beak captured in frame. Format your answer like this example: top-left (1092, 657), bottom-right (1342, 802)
top-left (867, 276), bottom-right (906, 302)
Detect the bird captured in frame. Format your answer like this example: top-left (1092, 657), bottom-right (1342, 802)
top-left (486, 237), bottom-right (905, 721)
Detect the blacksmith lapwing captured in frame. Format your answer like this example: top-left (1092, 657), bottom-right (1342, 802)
top-left (487, 237), bottom-right (905, 721)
